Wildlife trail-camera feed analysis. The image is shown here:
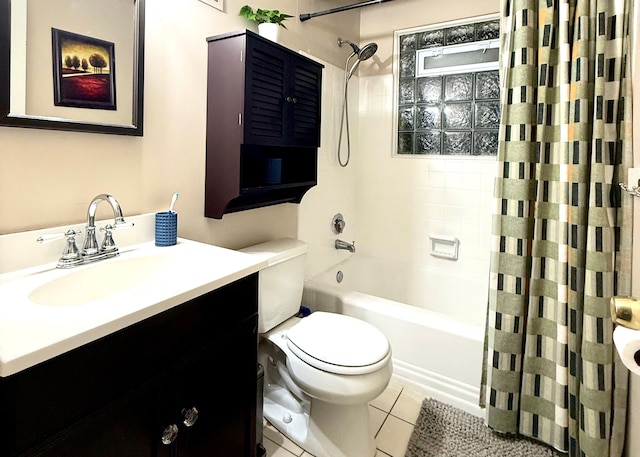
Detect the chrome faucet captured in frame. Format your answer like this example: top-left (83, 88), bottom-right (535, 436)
top-left (38, 194), bottom-right (134, 268)
top-left (335, 239), bottom-right (356, 253)
top-left (82, 194), bottom-right (133, 261)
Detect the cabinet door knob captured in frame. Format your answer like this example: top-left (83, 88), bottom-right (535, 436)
top-left (161, 424), bottom-right (179, 445)
top-left (182, 406), bottom-right (200, 427)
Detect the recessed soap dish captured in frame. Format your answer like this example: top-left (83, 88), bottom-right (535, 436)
top-left (429, 235), bottom-right (459, 260)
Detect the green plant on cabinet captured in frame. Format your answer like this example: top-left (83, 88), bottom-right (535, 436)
top-left (238, 5), bottom-right (293, 28)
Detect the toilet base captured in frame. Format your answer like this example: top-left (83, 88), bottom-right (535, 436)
top-left (264, 384), bottom-right (376, 457)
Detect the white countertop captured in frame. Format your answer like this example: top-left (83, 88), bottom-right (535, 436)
top-left (0, 237), bottom-right (267, 377)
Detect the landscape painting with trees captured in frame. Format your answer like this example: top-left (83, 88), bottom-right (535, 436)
top-left (51, 28), bottom-right (116, 110)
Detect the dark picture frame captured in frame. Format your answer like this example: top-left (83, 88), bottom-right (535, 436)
top-left (51, 28), bottom-right (116, 110)
top-left (0, 0), bottom-right (145, 136)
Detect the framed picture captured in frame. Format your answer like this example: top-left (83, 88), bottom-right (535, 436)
top-left (51, 28), bottom-right (116, 110)
top-left (198, 0), bottom-right (224, 12)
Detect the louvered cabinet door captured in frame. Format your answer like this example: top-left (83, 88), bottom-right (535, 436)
top-left (244, 38), bottom-right (287, 146)
top-left (244, 36), bottom-right (322, 148)
top-left (286, 59), bottom-right (322, 148)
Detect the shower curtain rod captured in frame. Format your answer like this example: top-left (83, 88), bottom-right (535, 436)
top-left (299, 0), bottom-right (393, 22)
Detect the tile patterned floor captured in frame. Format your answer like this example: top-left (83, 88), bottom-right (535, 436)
top-left (262, 383), bottom-right (425, 457)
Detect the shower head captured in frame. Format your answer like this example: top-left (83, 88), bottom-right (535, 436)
top-left (357, 42), bottom-right (378, 61)
top-left (338, 38), bottom-right (378, 61)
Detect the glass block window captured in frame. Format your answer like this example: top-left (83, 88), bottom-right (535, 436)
top-left (394, 17), bottom-right (500, 156)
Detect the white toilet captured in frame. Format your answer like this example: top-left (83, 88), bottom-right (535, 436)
top-left (242, 238), bottom-right (392, 457)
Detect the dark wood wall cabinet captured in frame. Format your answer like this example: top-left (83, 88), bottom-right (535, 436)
top-left (0, 275), bottom-right (259, 457)
top-left (205, 30), bottom-right (324, 219)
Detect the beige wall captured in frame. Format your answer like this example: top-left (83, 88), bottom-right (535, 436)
top-left (24, 0), bottom-right (134, 124)
top-left (0, 0), bottom-right (358, 251)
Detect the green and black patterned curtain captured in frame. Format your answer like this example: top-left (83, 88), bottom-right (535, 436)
top-left (480, 1), bottom-right (633, 456)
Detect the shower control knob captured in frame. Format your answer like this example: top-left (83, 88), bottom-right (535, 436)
top-left (332, 213), bottom-right (346, 234)
top-left (182, 406), bottom-right (199, 427)
top-left (161, 424), bottom-right (179, 445)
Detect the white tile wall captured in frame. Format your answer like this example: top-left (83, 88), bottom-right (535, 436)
top-left (298, 60), bottom-right (361, 279)
top-left (355, 72), bottom-right (497, 320)
top-left (298, 57), bottom-right (498, 324)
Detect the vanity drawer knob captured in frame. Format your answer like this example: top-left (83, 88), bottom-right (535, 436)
top-left (182, 406), bottom-right (199, 427)
top-left (161, 424), bottom-right (179, 445)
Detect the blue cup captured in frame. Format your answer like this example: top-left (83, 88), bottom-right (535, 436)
top-left (265, 158), bottom-right (282, 185)
top-left (155, 211), bottom-right (177, 246)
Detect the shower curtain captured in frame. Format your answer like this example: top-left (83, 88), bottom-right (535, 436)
top-left (480, 1), bottom-right (633, 456)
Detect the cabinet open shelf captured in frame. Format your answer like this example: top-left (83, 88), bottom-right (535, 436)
top-left (240, 144), bottom-right (317, 191)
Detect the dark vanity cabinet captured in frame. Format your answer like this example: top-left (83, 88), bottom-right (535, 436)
top-left (205, 30), bottom-right (323, 219)
top-left (0, 274), bottom-right (259, 457)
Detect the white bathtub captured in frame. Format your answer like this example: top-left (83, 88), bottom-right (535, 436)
top-left (302, 255), bottom-right (486, 417)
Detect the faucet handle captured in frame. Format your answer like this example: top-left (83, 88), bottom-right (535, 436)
top-left (60, 231), bottom-right (82, 263)
top-left (99, 224), bottom-right (118, 253)
top-left (37, 229), bottom-right (82, 244)
top-left (113, 221), bottom-right (135, 229)
top-left (103, 220), bottom-right (135, 230)
top-left (98, 221), bottom-right (133, 253)
top-left (37, 229), bottom-right (83, 268)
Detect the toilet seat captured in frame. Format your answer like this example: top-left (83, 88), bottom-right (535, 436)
top-left (286, 312), bottom-right (391, 375)
top-left (263, 312), bottom-right (393, 405)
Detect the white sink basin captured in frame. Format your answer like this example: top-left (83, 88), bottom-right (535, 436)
top-left (28, 254), bottom-right (172, 306)
top-left (0, 238), bottom-right (268, 377)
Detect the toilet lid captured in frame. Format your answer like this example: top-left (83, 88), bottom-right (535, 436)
top-left (286, 312), bottom-right (391, 375)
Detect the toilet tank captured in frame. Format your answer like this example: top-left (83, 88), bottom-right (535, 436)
top-left (240, 238), bottom-right (308, 333)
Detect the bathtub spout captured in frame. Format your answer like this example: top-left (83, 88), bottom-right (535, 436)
top-left (335, 239), bottom-right (356, 253)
